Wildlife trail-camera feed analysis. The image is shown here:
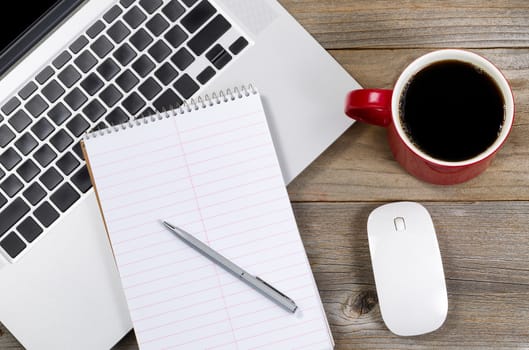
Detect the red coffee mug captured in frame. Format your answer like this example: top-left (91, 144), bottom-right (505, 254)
top-left (345, 50), bottom-right (514, 185)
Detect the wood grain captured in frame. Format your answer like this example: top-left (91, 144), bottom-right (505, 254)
top-left (279, 0), bottom-right (529, 49)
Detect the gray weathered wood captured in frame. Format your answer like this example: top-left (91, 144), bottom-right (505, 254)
top-left (279, 0), bottom-right (529, 49)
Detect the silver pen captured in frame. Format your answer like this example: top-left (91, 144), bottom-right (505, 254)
top-left (162, 221), bottom-right (298, 313)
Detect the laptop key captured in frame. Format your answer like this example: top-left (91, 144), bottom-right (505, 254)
top-left (188, 15), bottom-right (231, 55)
top-left (206, 44), bottom-right (232, 69)
top-left (122, 92), bottom-right (146, 115)
top-left (1, 174), bottom-right (23, 197)
top-left (164, 25), bottom-right (188, 48)
top-left (31, 119), bottom-right (55, 140)
top-left (34, 145), bottom-right (57, 167)
top-left (149, 40), bottom-right (171, 63)
top-left (0, 198), bottom-right (29, 237)
top-left (162, 1), bottom-right (185, 21)
top-left (197, 66), bottom-right (215, 84)
top-left (123, 6), bottom-right (147, 29)
top-left (120, 0), bottom-right (135, 8)
top-left (69, 35), bottom-right (89, 54)
top-left (17, 159), bottom-right (40, 182)
top-left (42, 80), bottom-right (65, 103)
top-left (56, 152), bottom-right (80, 175)
top-left (34, 201), bottom-right (60, 228)
top-left (71, 166), bottom-right (92, 193)
top-left (107, 21), bottom-right (131, 44)
top-left (106, 107), bottom-right (129, 125)
top-left (139, 0), bottom-right (163, 14)
top-left (139, 107), bottom-right (155, 118)
top-left (48, 102), bottom-right (71, 126)
top-left (52, 51), bottom-right (72, 69)
top-left (58, 65), bottom-right (81, 88)
top-left (171, 47), bottom-right (194, 70)
top-left (0, 125), bottom-right (15, 147)
top-left (0, 148), bottom-right (22, 170)
top-left (1, 96), bottom-right (20, 115)
top-left (92, 122), bottom-right (108, 132)
top-left (14, 133), bottom-right (38, 155)
top-left (174, 74), bottom-right (199, 99)
top-left (103, 5), bottom-right (123, 23)
top-left (97, 58), bottom-right (120, 81)
top-left (51, 183), bottom-right (80, 212)
top-left (116, 70), bottom-right (139, 92)
top-left (66, 115), bottom-right (90, 137)
top-left (155, 62), bottom-right (178, 85)
top-left (74, 51), bottom-right (97, 73)
top-left (17, 217), bottom-right (43, 243)
top-left (72, 142), bottom-right (85, 160)
top-left (17, 159), bottom-right (40, 186)
top-left (181, 0), bottom-right (216, 33)
top-left (83, 100), bottom-right (107, 122)
top-left (91, 36), bottom-right (115, 58)
top-left (86, 20), bottom-right (106, 39)
top-left (35, 66), bottom-right (54, 84)
top-left (50, 130), bottom-right (73, 152)
top-left (0, 192), bottom-right (5, 208)
top-left (9, 110), bottom-right (32, 132)
top-left (132, 55), bottom-right (155, 78)
top-left (229, 36), bottom-right (248, 55)
top-left (182, 0), bottom-right (199, 6)
top-left (99, 85), bottom-right (123, 107)
top-left (23, 182), bottom-right (46, 206)
top-left (64, 88), bottom-right (88, 111)
top-left (25, 95), bottom-right (49, 117)
top-left (0, 232), bottom-right (26, 258)
top-left (40, 167), bottom-right (63, 190)
top-left (130, 28), bottom-right (153, 51)
top-left (81, 73), bottom-right (105, 96)
top-left (18, 82), bottom-right (38, 100)
top-left (113, 43), bottom-right (137, 65)
top-left (153, 89), bottom-right (182, 111)
top-left (146, 14), bottom-right (169, 36)
top-left (138, 77), bottom-right (162, 100)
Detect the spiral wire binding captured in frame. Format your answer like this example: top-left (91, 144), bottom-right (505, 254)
top-left (85, 84), bottom-right (257, 139)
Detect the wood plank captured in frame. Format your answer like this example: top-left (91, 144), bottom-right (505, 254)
top-left (278, 0), bottom-right (529, 49)
top-left (288, 48), bottom-right (529, 202)
top-left (4, 202), bottom-right (526, 349)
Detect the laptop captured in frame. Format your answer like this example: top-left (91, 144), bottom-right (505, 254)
top-left (0, 0), bottom-right (359, 348)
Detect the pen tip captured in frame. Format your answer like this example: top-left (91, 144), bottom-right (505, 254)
top-left (161, 220), bottom-right (175, 230)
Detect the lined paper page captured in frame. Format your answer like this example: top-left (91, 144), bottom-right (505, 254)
top-left (83, 92), bottom-right (332, 349)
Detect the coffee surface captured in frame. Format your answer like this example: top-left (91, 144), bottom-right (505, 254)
top-left (400, 60), bottom-right (505, 162)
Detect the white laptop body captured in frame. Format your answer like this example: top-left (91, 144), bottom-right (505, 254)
top-left (0, 0), bottom-right (359, 348)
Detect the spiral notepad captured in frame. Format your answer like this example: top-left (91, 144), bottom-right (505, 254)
top-left (82, 87), bottom-right (333, 349)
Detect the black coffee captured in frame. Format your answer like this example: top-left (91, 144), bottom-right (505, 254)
top-left (400, 60), bottom-right (505, 161)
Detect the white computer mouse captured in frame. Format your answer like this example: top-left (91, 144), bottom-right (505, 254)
top-left (367, 201), bottom-right (448, 336)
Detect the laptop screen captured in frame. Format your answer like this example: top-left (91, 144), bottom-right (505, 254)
top-left (0, 1), bottom-right (61, 55)
top-left (0, 0), bottom-right (86, 77)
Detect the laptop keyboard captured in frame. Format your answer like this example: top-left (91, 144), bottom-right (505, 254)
top-left (0, 0), bottom-right (249, 260)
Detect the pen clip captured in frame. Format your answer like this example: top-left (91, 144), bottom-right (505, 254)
top-left (256, 276), bottom-right (294, 302)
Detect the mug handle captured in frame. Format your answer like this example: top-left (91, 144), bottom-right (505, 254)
top-left (345, 89), bottom-right (393, 127)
